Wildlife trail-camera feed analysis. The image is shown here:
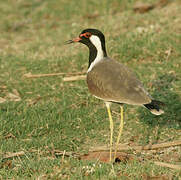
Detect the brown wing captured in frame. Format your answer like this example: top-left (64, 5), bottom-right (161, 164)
top-left (87, 58), bottom-right (151, 105)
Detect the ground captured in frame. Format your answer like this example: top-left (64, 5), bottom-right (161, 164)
top-left (0, 0), bottom-right (181, 179)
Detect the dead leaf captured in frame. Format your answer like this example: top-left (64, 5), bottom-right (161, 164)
top-left (12, 89), bottom-right (20, 96)
top-left (0, 97), bottom-right (6, 103)
top-left (6, 92), bottom-right (21, 102)
top-left (156, 0), bottom-right (170, 8)
top-left (84, 13), bottom-right (99, 19)
top-left (4, 133), bottom-right (16, 139)
top-left (133, 2), bottom-right (155, 13)
top-left (134, 0), bottom-right (170, 14)
top-left (0, 160), bottom-right (12, 169)
top-left (27, 96), bottom-right (42, 106)
top-left (0, 85), bottom-right (7, 89)
top-left (79, 151), bottom-right (135, 163)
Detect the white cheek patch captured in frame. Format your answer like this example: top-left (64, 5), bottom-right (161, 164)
top-left (87, 35), bottom-right (104, 72)
top-left (90, 35), bottom-right (102, 52)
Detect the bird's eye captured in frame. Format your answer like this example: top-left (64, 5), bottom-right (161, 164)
top-left (84, 32), bottom-right (91, 38)
top-left (80, 32), bottom-right (91, 38)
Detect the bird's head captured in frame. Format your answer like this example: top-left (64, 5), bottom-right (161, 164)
top-left (66, 29), bottom-right (106, 52)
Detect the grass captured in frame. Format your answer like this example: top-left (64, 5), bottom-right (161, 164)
top-left (0, 0), bottom-right (181, 179)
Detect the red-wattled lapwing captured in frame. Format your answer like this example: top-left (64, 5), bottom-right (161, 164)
top-left (66, 28), bottom-right (164, 162)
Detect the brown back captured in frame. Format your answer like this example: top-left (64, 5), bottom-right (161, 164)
top-left (87, 58), bottom-right (151, 105)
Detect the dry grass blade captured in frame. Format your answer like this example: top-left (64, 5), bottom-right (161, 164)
top-left (154, 161), bottom-right (181, 170)
top-left (63, 75), bottom-right (86, 82)
top-left (92, 140), bottom-right (181, 151)
top-left (3, 151), bottom-right (25, 159)
top-left (2, 150), bottom-right (80, 160)
top-left (24, 72), bottom-right (86, 78)
top-left (52, 150), bottom-right (80, 158)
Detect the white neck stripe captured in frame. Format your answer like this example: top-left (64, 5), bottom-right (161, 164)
top-left (87, 35), bottom-right (104, 73)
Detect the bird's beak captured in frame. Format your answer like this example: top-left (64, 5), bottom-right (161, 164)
top-left (65, 37), bottom-right (82, 44)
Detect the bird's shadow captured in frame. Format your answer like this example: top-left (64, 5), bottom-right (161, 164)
top-left (138, 73), bottom-right (181, 129)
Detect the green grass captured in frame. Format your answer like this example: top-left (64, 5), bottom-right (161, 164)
top-left (0, 0), bottom-right (181, 179)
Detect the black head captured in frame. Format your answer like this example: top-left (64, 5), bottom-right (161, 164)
top-left (66, 28), bottom-right (107, 57)
top-left (66, 29), bottom-right (104, 46)
top-left (78, 29), bottom-right (106, 46)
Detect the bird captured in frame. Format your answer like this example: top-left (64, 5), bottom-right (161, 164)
top-left (66, 28), bottom-right (164, 162)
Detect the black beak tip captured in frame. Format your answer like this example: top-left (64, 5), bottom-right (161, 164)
top-left (64, 40), bottom-right (74, 45)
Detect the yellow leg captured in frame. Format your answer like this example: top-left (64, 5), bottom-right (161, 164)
top-left (114, 106), bottom-right (124, 160)
top-left (105, 102), bottom-right (113, 162)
